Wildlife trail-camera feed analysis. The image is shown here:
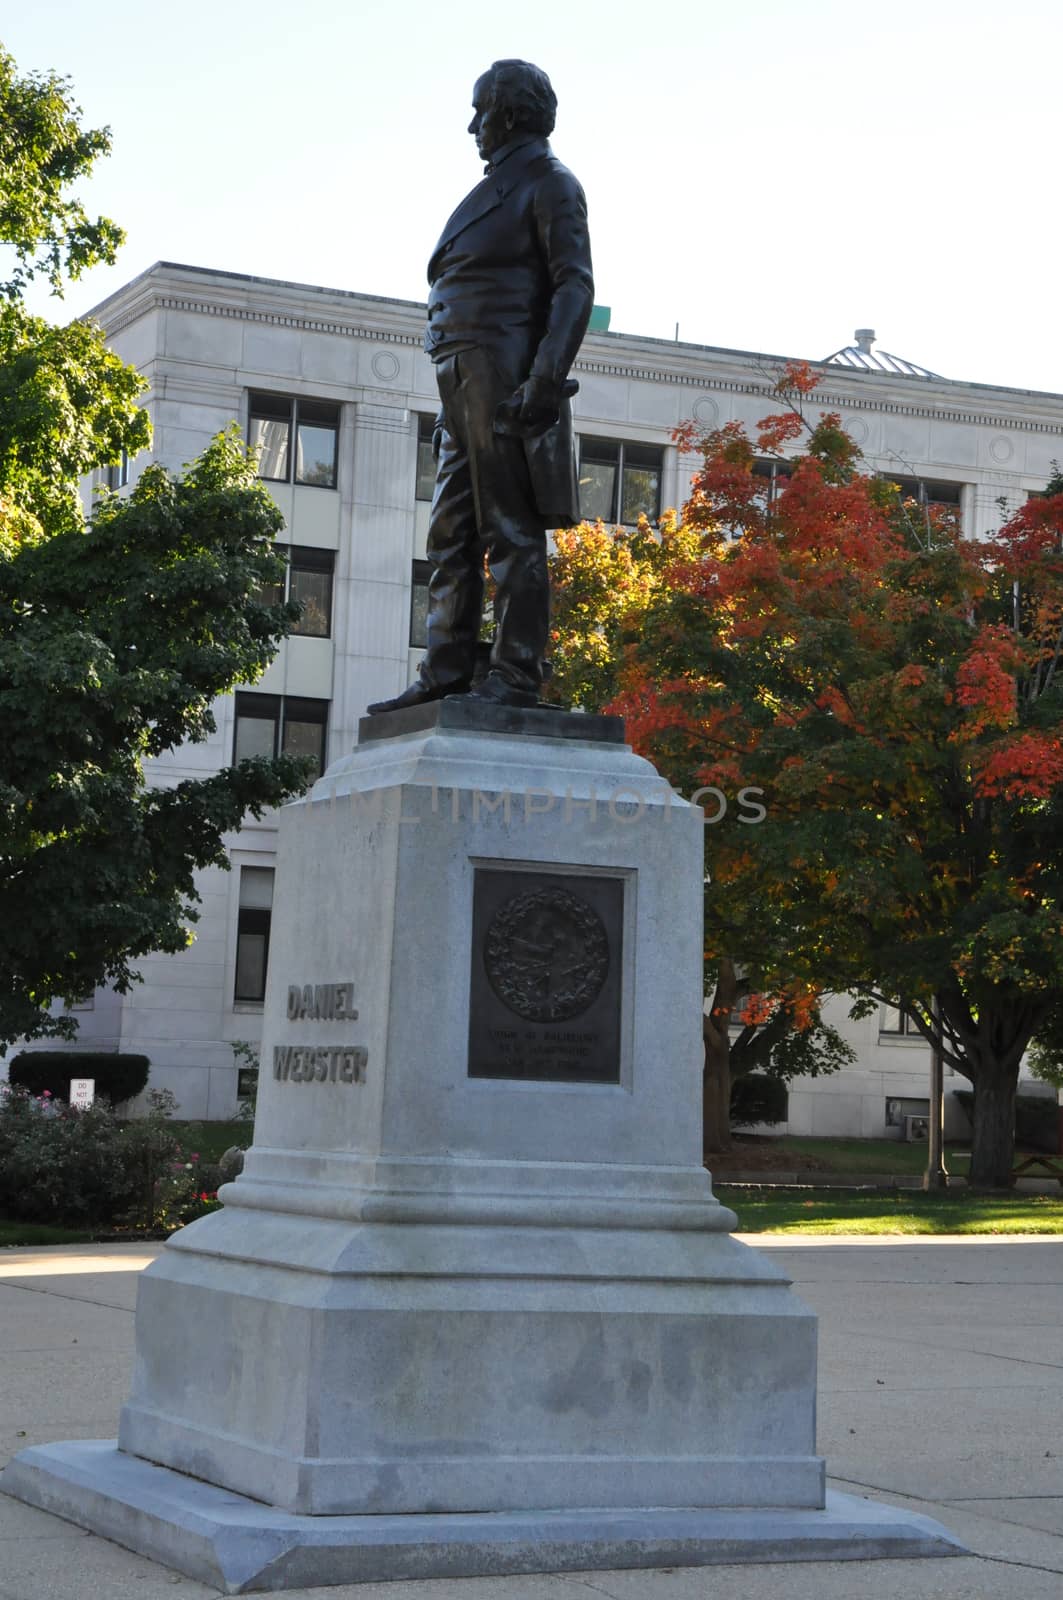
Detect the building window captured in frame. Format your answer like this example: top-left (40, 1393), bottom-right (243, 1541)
top-left (410, 559), bottom-right (431, 648)
top-left (248, 393), bottom-right (340, 488)
top-left (882, 474), bottom-right (963, 526)
top-left (252, 545), bottom-right (335, 636)
top-left (416, 414), bottom-right (437, 501)
top-left (105, 449), bottom-right (130, 490)
top-left (880, 1003), bottom-right (926, 1038)
top-left (289, 546), bottom-right (334, 637)
top-left (752, 458), bottom-right (792, 507)
top-left (235, 866), bottom-right (274, 1003)
top-left (282, 696), bottom-right (328, 775)
top-left (233, 693), bottom-right (329, 781)
top-left (578, 438), bottom-right (663, 525)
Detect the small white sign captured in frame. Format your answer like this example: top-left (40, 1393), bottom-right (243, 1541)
top-left (69, 1078), bottom-right (95, 1109)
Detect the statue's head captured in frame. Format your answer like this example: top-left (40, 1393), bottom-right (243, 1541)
top-left (469, 60), bottom-right (557, 162)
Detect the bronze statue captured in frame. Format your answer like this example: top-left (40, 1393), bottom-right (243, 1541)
top-left (367, 60), bottom-right (593, 715)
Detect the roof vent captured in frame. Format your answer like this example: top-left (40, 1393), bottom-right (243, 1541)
top-left (854, 328), bottom-right (875, 354)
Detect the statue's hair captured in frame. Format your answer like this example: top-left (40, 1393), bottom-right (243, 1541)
top-left (487, 60), bottom-right (557, 137)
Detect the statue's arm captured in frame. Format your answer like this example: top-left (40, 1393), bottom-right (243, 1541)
top-left (501, 170), bottom-right (593, 434)
top-left (528, 170), bottom-right (595, 391)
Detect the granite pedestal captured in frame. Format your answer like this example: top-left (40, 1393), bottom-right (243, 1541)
top-left (1, 703), bottom-right (964, 1587)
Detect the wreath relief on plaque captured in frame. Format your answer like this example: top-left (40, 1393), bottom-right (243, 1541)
top-left (484, 886), bottom-right (609, 1023)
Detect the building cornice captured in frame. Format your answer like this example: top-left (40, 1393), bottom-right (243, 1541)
top-left (108, 291), bottom-right (423, 350)
top-left (571, 359), bottom-right (1063, 436)
top-left (93, 264), bottom-right (1063, 440)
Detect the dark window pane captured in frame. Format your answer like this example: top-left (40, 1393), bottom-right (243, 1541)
top-left (416, 415), bottom-right (437, 501)
top-left (250, 393), bottom-right (293, 421)
top-left (298, 399), bottom-right (340, 427)
top-left (106, 449), bottom-right (130, 491)
top-left (887, 474), bottom-right (963, 507)
top-left (625, 443), bottom-right (662, 471)
top-left (410, 559), bottom-right (431, 648)
top-left (290, 567), bottom-right (332, 636)
top-left (295, 421), bottom-right (337, 486)
top-left (581, 439), bottom-right (620, 467)
top-left (289, 544), bottom-right (334, 572)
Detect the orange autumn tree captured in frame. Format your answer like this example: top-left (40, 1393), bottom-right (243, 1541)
top-left (611, 363), bottom-right (1063, 1188)
top-left (547, 510), bottom-right (853, 1153)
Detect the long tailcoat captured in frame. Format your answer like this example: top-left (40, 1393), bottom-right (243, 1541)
top-left (425, 137), bottom-right (593, 527)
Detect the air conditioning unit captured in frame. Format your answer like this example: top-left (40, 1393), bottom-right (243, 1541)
top-left (904, 1114), bottom-right (930, 1143)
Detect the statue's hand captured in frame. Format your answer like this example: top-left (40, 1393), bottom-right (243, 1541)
top-left (495, 376), bottom-right (563, 438)
top-left (516, 375), bottom-right (563, 432)
top-left (432, 412), bottom-right (445, 461)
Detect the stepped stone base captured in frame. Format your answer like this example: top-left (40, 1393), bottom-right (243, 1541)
top-left (1, 1442), bottom-right (966, 1595)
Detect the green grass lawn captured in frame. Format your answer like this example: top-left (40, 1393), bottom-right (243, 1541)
top-left (5, 1185), bottom-right (1062, 1246)
top-left (719, 1185), bottom-right (1063, 1235)
top-left (719, 1135), bottom-right (972, 1176)
top-left (0, 1221), bottom-right (95, 1247)
top-left (165, 1119), bottom-right (252, 1164)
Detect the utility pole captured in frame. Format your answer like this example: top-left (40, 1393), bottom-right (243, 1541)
top-left (924, 993), bottom-right (949, 1191)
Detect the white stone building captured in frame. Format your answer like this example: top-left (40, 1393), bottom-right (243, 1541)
top-left (17, 260), bottom-right (1063, 1133)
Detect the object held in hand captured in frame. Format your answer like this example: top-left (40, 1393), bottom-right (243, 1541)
top-left (494, 378), bottom-right (579, 439)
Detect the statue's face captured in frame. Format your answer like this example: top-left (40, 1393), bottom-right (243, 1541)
top-left (468, 73), bottom-right (513, 163)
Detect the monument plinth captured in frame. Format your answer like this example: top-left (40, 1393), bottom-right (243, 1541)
top-left (1, 708), bottom-right (965, 1588)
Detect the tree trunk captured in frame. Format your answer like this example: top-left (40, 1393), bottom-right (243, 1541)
top-left (969, 1061), bottom-right (1021, 1189)
top-left (703, 1020), bottom-right (732, 1155)
top-left (702, 961), bottom-right (740, 1155)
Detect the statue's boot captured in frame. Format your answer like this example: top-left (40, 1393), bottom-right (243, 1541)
top-left (366, 679), bottom-right (469, 716)
top-left (462, 671), bottom-right (538, 708)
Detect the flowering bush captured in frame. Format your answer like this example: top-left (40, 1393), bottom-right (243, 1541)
top-left (0, 1082), bottom-right (221, 1231)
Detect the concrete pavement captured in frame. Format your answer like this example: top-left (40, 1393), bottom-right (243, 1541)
top-left (1, 1235), bottom-right (1061, 1599)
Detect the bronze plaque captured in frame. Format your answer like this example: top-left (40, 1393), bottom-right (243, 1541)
top-left (469, 868), bottom-right (623, 1083)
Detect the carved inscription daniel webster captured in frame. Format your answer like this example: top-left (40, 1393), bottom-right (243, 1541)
top-left (469, 869), bottom-right (624, 1083)
top-left (274, 980), bottom-right (367, 1086)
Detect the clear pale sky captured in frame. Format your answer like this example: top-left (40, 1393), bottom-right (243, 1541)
top-left (6, 0), bottom-right (1061, 395)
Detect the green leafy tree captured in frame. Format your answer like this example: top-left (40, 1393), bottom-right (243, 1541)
top-left (0, 45), bottom-right (308, 1047)
top-left (0, 44), bottom-right (123, 299)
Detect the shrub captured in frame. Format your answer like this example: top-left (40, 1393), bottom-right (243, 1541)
top-left (953, 1088), bottom-right (1060, 1154)
top-left (0, 1085), bottom-right (140, 1224)
top-left (0, 1083), bottom-right (218, 1231)
top-left (731, 1074), bottom-right (789, 1129)
top-left (8, 1051), bottom-right (150, 1106)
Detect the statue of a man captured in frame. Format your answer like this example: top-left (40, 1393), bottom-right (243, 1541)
top-left (368, 60), bottom-right (593, 715)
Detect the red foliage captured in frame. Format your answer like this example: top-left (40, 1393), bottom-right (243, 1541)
top-left (976, 733), bottom-right (1063, 800)
top-left (756, 411), bottom-right (805, 454)
top-left (776, 360), bottom-right (820, 395)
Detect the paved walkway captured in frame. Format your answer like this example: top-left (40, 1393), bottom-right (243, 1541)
top-left (1, 1236), bottom-right (1061, 1599)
